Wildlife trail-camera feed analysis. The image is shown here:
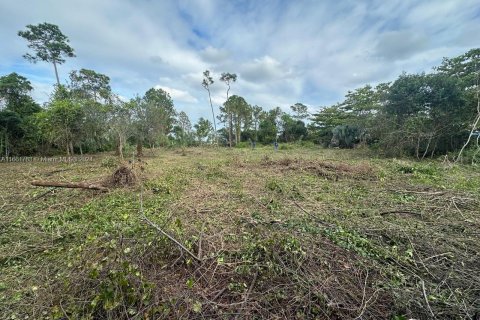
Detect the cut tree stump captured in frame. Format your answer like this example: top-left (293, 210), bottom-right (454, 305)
top-left (31, 180), bottom-right (108, 192)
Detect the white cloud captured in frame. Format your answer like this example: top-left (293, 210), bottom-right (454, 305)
top-left (374, 31), bottom-right (429, 61)
top-left (200, 46), bottom-right (230, 63)
top-left (0, 0), bottom-right (479, 123)
top-left (240, 56), bottom-right (293, 83)
top-left (154, 85), bottom-right (198, 104)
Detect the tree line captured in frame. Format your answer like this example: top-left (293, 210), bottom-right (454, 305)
top-left (310, 48), bottom-right (480, 160)
top-left (1, 22), bottom-right (479, 160)
top-left (0, 23), bottom-right (310, 157)
top-left (0, 66), bottom-right (310, 157)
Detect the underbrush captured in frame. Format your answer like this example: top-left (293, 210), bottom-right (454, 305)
top-left (1, 147), bottom-right (479, 319)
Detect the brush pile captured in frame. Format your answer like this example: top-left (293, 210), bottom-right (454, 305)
top-left (104, 165), bottom-right (137, 187)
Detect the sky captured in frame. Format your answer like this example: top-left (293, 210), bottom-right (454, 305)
top-left (1, 0), bottom-right (479, 123)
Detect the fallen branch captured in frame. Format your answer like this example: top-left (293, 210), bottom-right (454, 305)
top-left (380, 210), bottom-right (422, 217)
top-left (141, 214), bottom-right (201, 262)
top-left (212, 287), bottom-right (227, 301)
top-left (421, 279), bottom-right (436, 319)
top-left (31, 180), bottom-right (108, 191)
top-left (291, 200), bottom-right (334, 227)
top-left (235, 270), bottom-right (258, 320)
top-left (198, 221), bottom-right (206, 260)
top-left (355, 270), bottom-right (369, 320)
top-left (30, 187), bottom-right (57, 202)
top-left (390, 189), bottom-right (446, 196)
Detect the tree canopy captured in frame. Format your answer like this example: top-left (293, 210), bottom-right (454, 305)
top-left (18, 22), bottom-right (75, 86)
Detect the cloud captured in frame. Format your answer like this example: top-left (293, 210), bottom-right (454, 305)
top-left (30, 81), bottom-right (53, 105)
top-left (1, 0), bottom-right (479, 123)
top-left (154, 85), bottom-right (198, 104)
top-left (240, 56), bottom-right (293, 83)
top-left (200, 46), bottom-right (230, 63)
top-left (374, 31), bottom-right (429, 61)
top-left (150, 56), bottom-right (166, 65)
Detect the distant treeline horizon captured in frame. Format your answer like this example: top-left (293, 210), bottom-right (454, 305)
top-left (1, 23), bottom-right (479, 161)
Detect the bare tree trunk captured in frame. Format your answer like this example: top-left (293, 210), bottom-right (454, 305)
top-left (2, 134), bottom-right (7, 157)
top-left (236, 121), bottom-right (241, 145)
top-left (207, 90), bottom-right (217, 144)
top-left (422, 135), bottom-right (433, 159)
top-left (114, 142), bottom-right (120, 156)
top-left (6, 135), bottom-right (9, 157)
top-left (430, 141), bottom-right (437, 159)
top-left (115, 133), bottom-right (120, 155)
top-left (472, 135), bottom-right (480, 164)
top-left (415, 136), bottom-right (421, 159)
top-left (456, 71), bottom-right (480, 162)
top-left (456, 114), bottom-right (480, 162)
top-left (228, 113), bottom-right (233, 148)
top-left (136, 141), bottom-right (143, 157)
top-left (116, 134), bottom-right (124, 160)
top-left (227, 84), bottom-right (232, 147)
top-left (53, 60), bottom-right (60, 87)
top-left (69, 141), bottom-right (74, 156)
top-left (32, 180), bottom-right (108, 191)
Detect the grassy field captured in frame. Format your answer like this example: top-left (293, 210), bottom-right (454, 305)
top-left (1, 146), bottom-right (479, 319)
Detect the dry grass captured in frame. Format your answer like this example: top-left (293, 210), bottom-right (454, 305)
top-left (1, 146), bottom-right (479, 319)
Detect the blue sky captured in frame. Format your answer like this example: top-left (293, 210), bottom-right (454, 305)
top-left (1, 0), bottom-right (479, 123)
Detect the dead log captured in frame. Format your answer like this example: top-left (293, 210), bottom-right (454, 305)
top-left (31, 180), bottom-right (108, 192)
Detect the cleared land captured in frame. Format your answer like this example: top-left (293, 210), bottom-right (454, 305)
top-left (0, 146), bottom-right (479, 319)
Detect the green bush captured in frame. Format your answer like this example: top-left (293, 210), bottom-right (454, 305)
top-left (279, 144), bottom-right (293, 150)
top-left (397, 163), bottom-right (438, 176)
top-left (101, 156), bottom-right (119, 168)
top-left (297, 140), bottom-right (316, 148)
top-left (456, 146), bottom-right (480, 165)
top-left (235, 141), bottom-right (250, 148)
